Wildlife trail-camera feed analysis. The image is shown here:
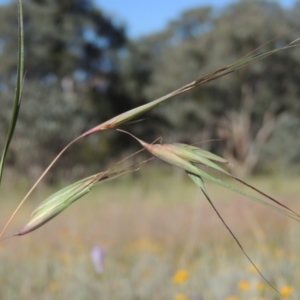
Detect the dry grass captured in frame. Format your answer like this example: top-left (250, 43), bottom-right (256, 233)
top-left (1, 168), bottom-right (300, 299)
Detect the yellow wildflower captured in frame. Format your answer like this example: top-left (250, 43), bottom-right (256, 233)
top-left (173, 269), bottom-right (189, 285)
top-left (129, 238), bottom-right (162, 253)
top-left (238, 280), bottom-right (249, 292)
top-left (47, 282), bottom-right (59, 293)
top-left (59, 252), bottom-right (70, 266)
top-left (174, 293), bottom-right (187, 300)
top-left (256, 281), bottom-right (264, 291)
top-left (280, 285), bottom-right (292, 297)
top-left (225, 296), bottom-right (238, 300)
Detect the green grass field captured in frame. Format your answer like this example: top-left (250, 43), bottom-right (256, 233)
top-left (0, 169), bottom-right (299, 299)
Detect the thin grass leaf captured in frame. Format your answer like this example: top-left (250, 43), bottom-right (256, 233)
top-left (190, 177), bottom-right (281, 296)
top-left (197, 164), bottom-right (300, 221)
top-left (16, 164), bottom-right (141, 236)
top-left (0, 0), bottom-right (24, 185)
top-left (231, 176), bottom-right (299, 219)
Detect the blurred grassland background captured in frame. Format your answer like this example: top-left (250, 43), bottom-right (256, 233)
top-left (1, 0), bottom-right (300, 299)
top-left (1, 169), bottom-right (300, 299)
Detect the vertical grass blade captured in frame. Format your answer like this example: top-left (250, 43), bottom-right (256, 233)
top-left (0, 0), bottom-right (24, 185)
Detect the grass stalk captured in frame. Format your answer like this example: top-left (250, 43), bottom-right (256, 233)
top-left (0, 0), bottom-right (24, 185)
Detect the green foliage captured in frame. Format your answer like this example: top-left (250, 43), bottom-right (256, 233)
top-left (259, 117), bottom-right (300, 173)
top-left (0, 0), bottom-right (126, 79)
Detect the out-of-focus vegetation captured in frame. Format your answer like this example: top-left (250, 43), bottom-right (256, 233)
top-left (1, 0), bottom-right (300, 183)
top-left (1, 171), bottom-right (300, 299)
